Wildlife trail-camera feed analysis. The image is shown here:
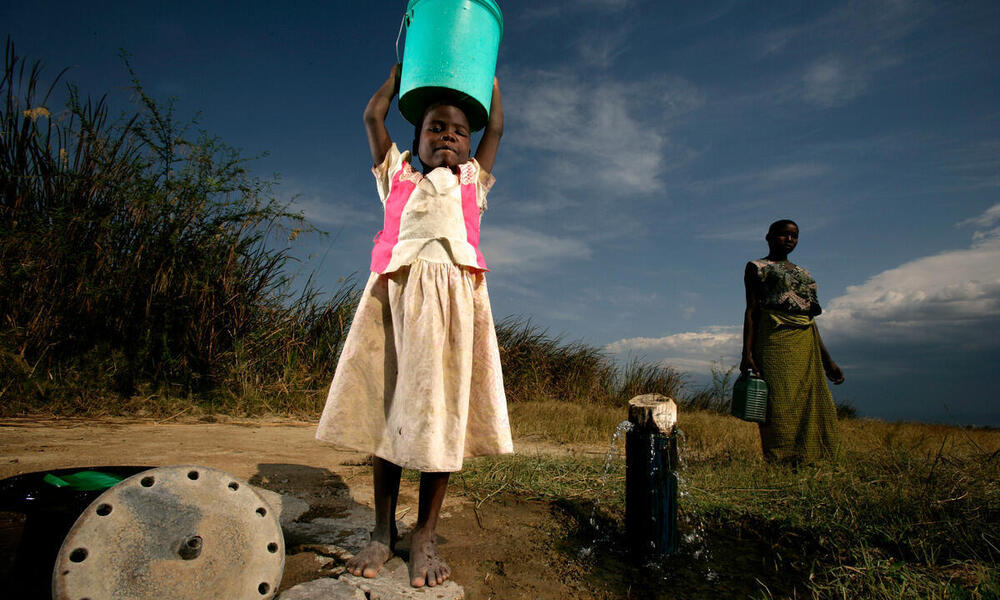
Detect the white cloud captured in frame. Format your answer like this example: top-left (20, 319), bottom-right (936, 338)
top-left (287, 195), bottom-right (377, 228)
top-left (574, 25), bottom-right (632, 68)
top-left (821, 213), bottom-right (1000, 347)
top-left (802, 57), bottom-right (853, 105)
top-left (801, 53), bottom-right (901, 108)
top-left (758, 0), bottom-right (929, 108)
top-left (480, 226), bottom-right (592, 271)
top-left (605, 326), bottom-right (741, 374)
top-left (958, 202), bottom-right (1000, 229)
top-left (606, 326), bottom-right (740, 354)
top-left (504, 70), bottom-right (702, 195)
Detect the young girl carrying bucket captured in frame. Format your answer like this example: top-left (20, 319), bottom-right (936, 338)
top-left (314, 64), bottom-right (511, 588)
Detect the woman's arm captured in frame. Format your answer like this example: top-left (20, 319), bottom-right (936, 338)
top-left (474, 77), bottom-right (503, 173)
top-left (815, 327), bottom-right (845, 384)
top-left (363, 64), bottom-right (400, 165)
top-left (740, 263), bottom-right (760, 376)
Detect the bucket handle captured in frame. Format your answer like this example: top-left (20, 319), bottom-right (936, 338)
top-left (395, 10), bottom-right (413, 64)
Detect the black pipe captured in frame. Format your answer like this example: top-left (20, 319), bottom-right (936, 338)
top-left (625, 429), bottom-right (679, 555)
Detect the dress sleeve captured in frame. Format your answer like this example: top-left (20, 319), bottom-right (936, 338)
top-left (470, 158), bottom-right (496, 212)
top-left (371, 143), bottom-right (409, 205)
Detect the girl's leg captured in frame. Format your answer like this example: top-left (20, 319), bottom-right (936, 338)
top-left (409, 471), bottom-right (451, 587)
top-left (347, 456), bottom-right (401, 578)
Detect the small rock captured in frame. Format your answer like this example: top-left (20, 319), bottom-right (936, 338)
top-left (277, 577), bottom-right (366, 600)
top-left (340, 557), bottom-right (464, 600)
top-left (323, 565), bottom-right (347, 577)
top-left (282, 518), bottom-right (370, 550)
top-left (283, 518), bottom-right (410, 552)
top-left (295, 543), bottom-right (354, 562)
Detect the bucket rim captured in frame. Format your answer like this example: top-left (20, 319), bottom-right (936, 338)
top-left (400, 86), bottom-right (489, 132)
top-left (406, 0), bottom-right (504, 36)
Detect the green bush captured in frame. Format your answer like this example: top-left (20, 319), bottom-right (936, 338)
top-left (0, 40), bottom-right (357, 414)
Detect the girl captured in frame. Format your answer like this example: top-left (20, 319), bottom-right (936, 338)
top-left (315, 64), bottom-right (512, 588)
top-left (740, 219), bottom-right (844, 465)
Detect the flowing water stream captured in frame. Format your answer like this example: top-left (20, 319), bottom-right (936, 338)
top-left (578, 419), bottom-right (633, 558)
top-left (675, 428), bottom-right (718, 580)
top-left (578, 422), bottom-right (717, 582)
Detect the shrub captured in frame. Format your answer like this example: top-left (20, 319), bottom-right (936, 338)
top-left (0, 40), bottom-right (356, 414)
top-left (495, 316), bottom-right (682, 406)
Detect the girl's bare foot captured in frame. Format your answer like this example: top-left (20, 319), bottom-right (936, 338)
top-left (409, 527), bottom-right (450, 587)
top-left (346, 539), bottom-right (394, 579)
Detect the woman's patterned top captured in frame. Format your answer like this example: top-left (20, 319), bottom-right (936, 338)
top-left (747, 258), bottom-right (822, 316)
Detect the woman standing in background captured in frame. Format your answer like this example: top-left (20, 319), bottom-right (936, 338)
top-left (740, 219), bottom-right (844, 464)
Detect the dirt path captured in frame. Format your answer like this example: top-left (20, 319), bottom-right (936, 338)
top-left (0, 417), bottom-right (625, 599)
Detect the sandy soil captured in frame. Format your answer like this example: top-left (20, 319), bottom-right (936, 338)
top-left (0, 417), bottom-right (625, 599)
top-left (0, 417), bottom-right (810, 599)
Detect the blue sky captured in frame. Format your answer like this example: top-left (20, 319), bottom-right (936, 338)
top-left (6, 0), bottom-right (999, 425)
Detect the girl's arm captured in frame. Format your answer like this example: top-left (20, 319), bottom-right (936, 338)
top-left (363, 64), bottom-right (400, 165)
top-left (474, 77), bottom-right (503, 173)
top-left (740, 263), bottom-right (760, 376)
top-left (815, 327), bottom-right (845, 384)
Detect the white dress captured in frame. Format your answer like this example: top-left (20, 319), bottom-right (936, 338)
top-left (315, 146), bottom-right (513, 472)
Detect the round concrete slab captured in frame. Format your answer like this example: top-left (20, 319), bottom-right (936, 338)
top-left (52, 465), bottom-right (284, 599)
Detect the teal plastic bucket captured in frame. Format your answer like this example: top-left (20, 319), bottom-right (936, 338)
top-left (399, 0), bottom-right (503, 132)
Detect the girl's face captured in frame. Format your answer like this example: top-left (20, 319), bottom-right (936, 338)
top-left (766, 223), bottom-right (799, 256)
top-left (416, 104), bottom-right (471, 172)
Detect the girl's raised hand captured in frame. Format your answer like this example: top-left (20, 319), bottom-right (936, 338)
top-left (475, 77), bottom-right (503, 173)
top-left (364, 64), bottom-right (401, 165)
top-left (389, 63), bottom-right (401, 96)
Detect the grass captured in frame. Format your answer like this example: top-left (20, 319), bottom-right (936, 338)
top-left (451, 403), bottom-right (1000, 599)
top-left (508, 400), bottom-right (630, 445)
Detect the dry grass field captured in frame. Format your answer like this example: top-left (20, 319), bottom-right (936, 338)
top-left (455, 401), bottom-right (1000, 599)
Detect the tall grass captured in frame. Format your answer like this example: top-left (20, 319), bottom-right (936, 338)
top-left (496, 316), bottom-right (683, 407)
top-left (684, 362), bottom-right (738, 412)
top-left (0, 40), bottom-right (357, 416)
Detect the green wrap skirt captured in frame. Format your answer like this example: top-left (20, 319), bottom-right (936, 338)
top-left (754, 311), bottom-right (840, 464)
